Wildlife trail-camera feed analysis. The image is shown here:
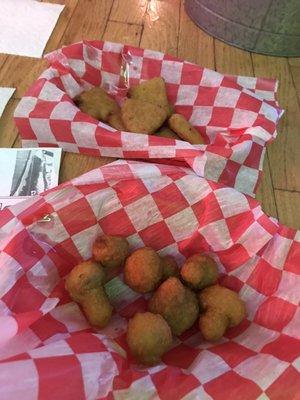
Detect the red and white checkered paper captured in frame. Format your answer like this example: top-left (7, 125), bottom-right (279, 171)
top-left (0, 159), bottom-right (299, 400)
top-left (14, 40), bottom-right (283, 197)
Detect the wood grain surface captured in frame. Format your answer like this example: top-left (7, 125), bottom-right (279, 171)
top-left (0, 99), bottom-right (19, 147)
top-left (288, 58), bottom-right (300, 102)
top-left (178, 2), bottom-right (214, 70)
top-left (252, 54), bottom-right (300, 192)
top-left (0, 0), bottom-right (299, 229)
top-left (141, 0), bottom-right (180, 56)
top-left (110, 0), bottom-right (147, 25)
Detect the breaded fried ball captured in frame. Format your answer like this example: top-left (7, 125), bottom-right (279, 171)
top-left (107, 111), bottom-right (126, 131)
top-left (155, 127), bottom-right (180, 139)
top-left (92, 235), bottom-right (129, 269)
top-left (181, 254), bottom-right (218, 290)
top-left (124, 247), bottom-right (163, 293)
top-left (128, 77), bottom-right (172, 117)
top-left (127, 312), bottom-right (172, 365)
top-left (161, 255), bottom-right (180, 280)
top-left (80, 286), bottom-right (113, 329)
top-left (74, 87), bottom-right (119, 122)
top-left (198, 309), bottom-right (229, 342)
top-left (65, 260), bottom-right (106, 300)
top-left (198, 284), bottom-right (246, 341)
top-left (168, 113), bottom-right (205, 144)
top-left (166, 103), bottom-right (174, 118)
top-left (121, 98), bottom-right (167, 134)
top-left (65, 260), bottom-right (112, 329)
top-left (149, 277), bottom-right (199, 336)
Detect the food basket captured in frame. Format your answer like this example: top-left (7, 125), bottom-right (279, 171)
top-left (0, 159), bottom-right (299, 399)
top-left (14, 40), bottom-right (283, 197)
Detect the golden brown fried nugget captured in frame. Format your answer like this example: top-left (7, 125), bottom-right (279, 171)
top-left (161, 255), bottom-right (180, 280)
top-left (155, 127), bottom-right (180, 140)
top-left (65, 260), bottom-right (112, 329)
top-left (127, 312), bottom-right (172, 366)
top-left (92, 235), bottom-right (129, 270)
top-left (121, 99), bottom-right (167, 134)
top-left (74, 87), bottom-right (119, 122)
top-left (65, 260), bottom-right (106, 300)
top-left (181, 254), bottom-right (218, 290)
top-left (128, 77), bottom-right (172, 117)
top-left (81, 286), bottom-right (113, 328)
top-left (149, 277), bottom-right (199, 336)
top-left (198, 284), bottom-right (246, 341)
top-left (168, 114), bottom-right (205, 144)
top-left (107, 111), bottom-right (126, 131)
top-left (124, 247), bottom-right (163, 293)
top-left (167, 103), bottom-right (175, 117)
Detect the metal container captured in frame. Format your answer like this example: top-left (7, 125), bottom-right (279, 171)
top-left (184, 0), bottom-right (300, 57)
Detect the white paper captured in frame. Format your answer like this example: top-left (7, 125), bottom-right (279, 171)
top-left (0, 148), bottom-right (62, 210)
top-left (0, 88), bottom-right (15, 117)
top-left (0, 0), bottom-right (64, 58)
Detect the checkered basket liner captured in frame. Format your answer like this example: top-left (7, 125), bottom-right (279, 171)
top-left (14, 40), bottom-right (283, 197)
top-left (0, 160), bottom-right (299, 400)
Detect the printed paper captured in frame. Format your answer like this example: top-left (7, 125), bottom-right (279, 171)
top-left (0, 147), bottom-right (62, 210)
top-left (0, 0), bottom-right (64, 58)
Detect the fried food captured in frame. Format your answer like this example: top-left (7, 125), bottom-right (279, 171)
top-left (92, 235), bottom-right (129, 270)
top-left (149, 277), bottom-right (199, 336)
top-left (107, 111), bottom-right (126, 131)
top-left (198, 284), bottom-right (246, 341)
top-left (121, 99), bottom-right (167, 134)
top-left (65, 260), bottom-right (112, 329)
top-left (167, 103), bottom-right (174, 117)
top-left (127, 312), bottom-right (172, 365)
top-left (155, 127), bottom-right (180, 139)
top-left (168, 113), bottom-right (205, 145)
top-left (79, 285), bottom-right (112, 328)
top-left (74, 87), bottom-right (119, 122)
top-left (124, 247), bottom-right (163, 293)
top-left (128, 77), bottom-right (172, 117)
top-left (181, 254), bottom-right (218, 290)
top-left (161, 255), bottom-right (180, 279)
top-left (65, 261), bottom-right (106, 300)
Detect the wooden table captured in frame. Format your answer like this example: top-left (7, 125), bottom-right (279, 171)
top-left (0, 0), bottom-right (299, 229)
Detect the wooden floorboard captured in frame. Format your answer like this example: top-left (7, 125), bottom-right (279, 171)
top-left (178, 3), bottom-right (214, 70)
top-left (274, 190), bottom-right (300, 230)
top-left (288, 57), bottom-right (300, 104)
top-left (0, 55), bottom-right (8, 71)
top-left (215, 39), bottom-right (253, 76)
top-left (110, 0), bottom-right (147, 25)
top-left (57, 0), bottom-right (114, 45)
top-left (252, 54), bottom-right (300, 192)
top-left (0, 99), bottom-right (19, 147)
top-left (0, 57), bottom-right (47, 99)
top-left (103, 20), bottom-right (143, 46)
top-left (140, 0), bottom-right (180, 56)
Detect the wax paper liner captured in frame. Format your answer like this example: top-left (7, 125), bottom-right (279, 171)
top-left (0, 159), bottom-right (299, 400)
top-left (14, 40), bottom-right (283, 197)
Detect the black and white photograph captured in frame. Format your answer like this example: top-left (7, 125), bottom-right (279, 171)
top-left (10, 149), bottom-right (58, 196)
top-left (0, 147), bottom-right (61, 210)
